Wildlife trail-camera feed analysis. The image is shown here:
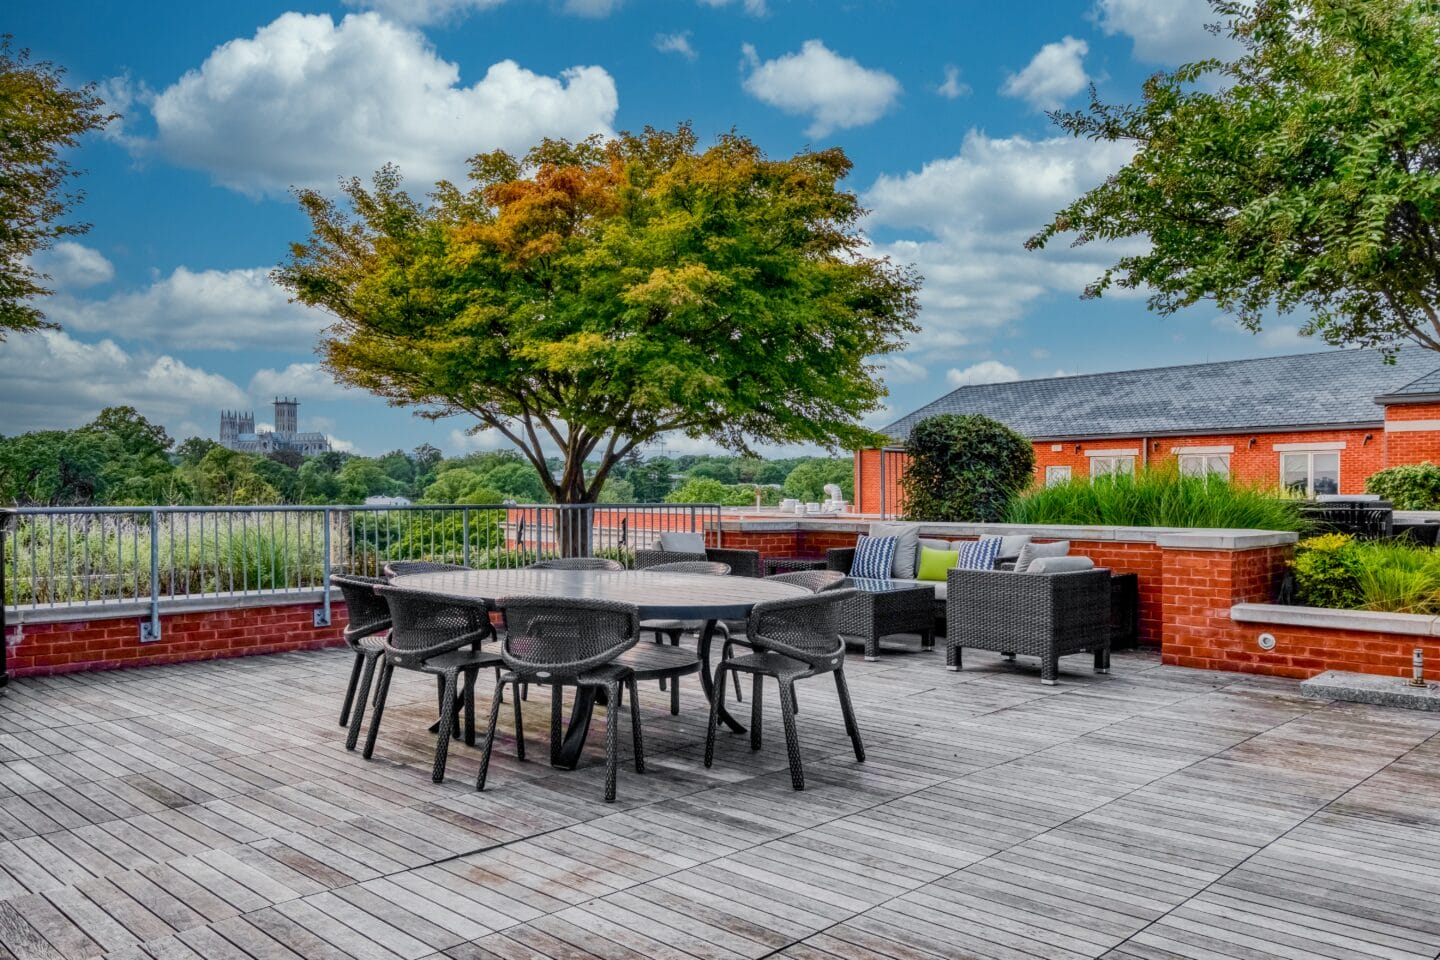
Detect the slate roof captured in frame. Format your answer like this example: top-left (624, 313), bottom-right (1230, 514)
top-left (882, 348), bottom-right (1440, 442)
top-left (1376, 366), bottom-right (1440, 402)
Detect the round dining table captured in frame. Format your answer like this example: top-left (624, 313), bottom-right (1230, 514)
top-left (389, 567), bottom-right (808, 769)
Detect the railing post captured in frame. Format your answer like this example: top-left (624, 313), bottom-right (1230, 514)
top-left (314, 508), bottom-right (332, 627)
top-left (462, 508), bottom-right (471, 567)
top-left (140, 508), bottom-right (161, 642)
top-left (1, 508), bottom-right (10, 689)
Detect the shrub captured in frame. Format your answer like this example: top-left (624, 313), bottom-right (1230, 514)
top-left (1290, 534), bottom-right (1440, 613)
top-left (1290, 534), bottom-right (1364, 609)
top-left (902, 414), bottom-right (1034, 522)
top-left (1005, 466), bottom-right (1306, 531)
top-left (1364, 462), bottom-right (1440, 509)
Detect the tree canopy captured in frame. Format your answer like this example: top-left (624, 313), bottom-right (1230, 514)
top-left (1027, 0), bottom-right (1440, 353)
top-left (902, 414), bottom-right (1035, 523)
top-left (276, 124), bottom-right (919, 503)
top-left (0, 37), bottom-right (113, 339)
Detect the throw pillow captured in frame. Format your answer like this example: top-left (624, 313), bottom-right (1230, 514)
top-left (659, 531), bottom-right (707, 554)
top-left (997, 534), bottom-right (1032, 561)
top-left (850, 535), bottom-right (898, 579)
top-left (917, 546), bottom-right (960, 581)
top-left (868, 521), bottom-right (920, 579)
top-left (1026, 556), bottom-right (1095, 574)
top-left (1014, 540), bottom-right (1070, 573)
top-left (956, 535), bottom-right (1005, 570)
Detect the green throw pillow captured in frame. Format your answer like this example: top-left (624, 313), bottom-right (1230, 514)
top-left (917, 546), bottom-right (960, 582)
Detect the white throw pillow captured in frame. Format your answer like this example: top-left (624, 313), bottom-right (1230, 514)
top-left (1014, 540), bottom-right (1070, 573)
top-left (659, 531), bottom-right (707, 554)
top-left (868, 521), bottom-right (920, 579)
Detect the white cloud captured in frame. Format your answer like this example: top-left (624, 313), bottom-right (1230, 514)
top-left (655, 32), bottom-right (697, 60)
top-left (863, 130), bottom-right (1138, 355)
top-left (1002, 36), bottom-right (1089, 111)
top-left (1210, 316), bottom-right (1314, 349)
top-left (946, 361), bottom-right (1021, 386)
top-left (699, 0), bottom-right (768, 15)
top-left (248, 362), bottom-right (356, 400)
top-left (563, 0), bottom-right (621, 14)
top-left (138, 12), bottom-right (618, 195)
top-left (44, 266), bottom-right (328, 350)
top-left (1093, 0), bottom-right (1239, 64)
top-left (937, 65), bottom-right (970, 100)
top-left (343, 0), bottom-right (507, 25)
top-left (881, 355), bottom-right (929, 384)
top-left (327, 434), bottom-right (357, 453)
top-left (30, 243), bottom-right (114, 289)
top-left (448, 426), bottom-right (511, 454)
top-left (741, 40), bottom-right (901, 137)
top-left (0, 330), bottom-right (246, 436)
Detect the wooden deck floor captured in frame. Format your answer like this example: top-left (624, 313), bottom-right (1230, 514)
top-left (1, 639), bottom-right (1439, 960)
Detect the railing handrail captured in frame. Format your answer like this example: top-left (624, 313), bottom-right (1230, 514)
top-left (5, 502), bottom-right (726, 516)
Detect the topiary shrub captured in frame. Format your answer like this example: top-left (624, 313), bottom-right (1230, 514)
top-left (1364, 462), bottom-right (1440, 509)
top-left (901, 414), bottom-right (1035, 522)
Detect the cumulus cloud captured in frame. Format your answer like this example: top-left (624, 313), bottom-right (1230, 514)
top-left (1002, 36), bottom-right (1089, 111)
top-left (654, 32), bottom-right (697, 60)
top-left (563, 0), bottom-right (621, 14)
top-left (863, 130), bottom-right (1138, 355)
top-left (741, 40), bottom-right (901, 137)
top-left (946, 361), bottom-right (1021, 386)
top-left (881, 355), bottom-right (929, 384)
top-left (0, 330), bottom-right (246, 435)
top-left (29, 243), bottom-right (114, 289)
top-left (1093, 0), bottom-right (1239, 64)
top-left (937, 65), bottom-right (970, 100)
top-left (136, 12), bottom-right (618, 195)
top-left (699, 0), bottom-right (768, 15)
top-left (343, 0), bottom-right (507, 24)
top-left (248, 362), bottom-right (356, 400)
top-left (44, 266), bottom-right (329, 350)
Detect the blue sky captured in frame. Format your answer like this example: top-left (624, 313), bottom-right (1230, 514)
top-left (3, 0), bottom-right (1312, 458)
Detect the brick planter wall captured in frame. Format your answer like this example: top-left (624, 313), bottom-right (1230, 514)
top-left (5, 601), bottom-right (349, 678)
top-left (1160, 545), bottom-right (1293, 675)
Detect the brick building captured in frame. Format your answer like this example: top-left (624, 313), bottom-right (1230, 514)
top-left (855, 348), bottom-right (1440, 515)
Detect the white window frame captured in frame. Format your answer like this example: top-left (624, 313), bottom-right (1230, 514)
top-left (1280, 451), bottom-right (1341, 496)
top-left (1044, 465), bottom-right (1072, 486)
top-left (1089, 455), bottom-right (1135, 478)
top-left (1177, 453), bottom-right (1231, 479)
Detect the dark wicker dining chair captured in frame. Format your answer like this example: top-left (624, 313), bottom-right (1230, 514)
top-left (364, 585), bottom-right (505, 782)
top-left (720, 569), bottom-right (847, 704)
top-left (634, 559), bottom-right (731, 711)
top-left (706, 589), bottom-right (863, 791)
top-left (527, 557), bottom-right (624, 571)
top-left (330, 574), bottom-right (391, 731)
top-left (383, 560), bottom-right (468, 577)
top-left (479, 596), bottom-right (643, 803)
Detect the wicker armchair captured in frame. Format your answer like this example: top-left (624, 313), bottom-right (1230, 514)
top-left (364, 586), bottom-right (503, 782)
top-left (382, 560), bottom-right (468, 578)
top-left (720, 569), bottom-right (847, 705)
top-left (705, 589), bottom-right (863, 791)
top-left (479, 597), bottom-right (644, 803)
top-left (945, 567), bottom-right (1111, 685)
top-left (330, 574), bottom-right (391, 733)
top-left (528, 557), bottom-right (625, 571)
top-left (635, 547), bottom-right (761, 577)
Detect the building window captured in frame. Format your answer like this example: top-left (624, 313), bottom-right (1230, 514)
top-left (1045, 465), bottom-right (1072, 486)
top-left (1281, 451), bottom-right (1340, 495)
top-left (1090, 456), bottom-right (1135, 478)
top-left (1178, 453), bottom-right (1230, 480)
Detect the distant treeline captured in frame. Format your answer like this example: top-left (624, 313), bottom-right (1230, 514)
top-left (0, 407), bottom-right (855, 507)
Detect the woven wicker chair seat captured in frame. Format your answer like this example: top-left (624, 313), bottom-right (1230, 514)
top-left (615, 643), bottom-right (700, 680)
top-left (414, 647), bottom-right (503, 676)
top-left (718, 649), bottom-right (814, 680)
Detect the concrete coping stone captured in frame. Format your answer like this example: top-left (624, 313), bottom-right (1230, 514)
top-left (1300, 670), bottom-right (1440, 711)
top-left (718, 517), bottom-right (1298, 550)
top-left (6, 589), bottom-right (327, 626)
top-left (1231, 602), bottom-right (1440, 637)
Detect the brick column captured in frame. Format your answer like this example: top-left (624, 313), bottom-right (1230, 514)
top-left (1160, 537), bottom-right (1293, 675)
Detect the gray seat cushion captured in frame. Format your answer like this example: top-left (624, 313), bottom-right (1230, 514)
top-left (658, 531), bottom-right (707, 554)
top-left (1014, 540), bottom-right (1071, 573)
top-left (1025, 556), bottom-right (1095, 574)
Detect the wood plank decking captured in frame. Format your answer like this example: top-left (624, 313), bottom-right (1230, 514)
top-left (1, 640), bottom-right (1438, 959)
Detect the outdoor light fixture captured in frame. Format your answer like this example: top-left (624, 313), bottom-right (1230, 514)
top-left (1248, 437), bottom-right (1258, 448)
top-left (1074, 443), bottom-right (1082, 453)
top-left (1364, 433), bottom-right (1374, 444)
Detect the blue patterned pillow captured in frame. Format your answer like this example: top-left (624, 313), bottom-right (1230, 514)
top-left (956, 535), bottom-right (1005, 571)
top-left (849, 535), bottom-right (898, 579)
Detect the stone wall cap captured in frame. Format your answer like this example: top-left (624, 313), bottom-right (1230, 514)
top-left (720, 516), bottom-right (1298, 549)
top-left (1231, 602), bottom-right (1440, 637)
top-left (6, 589), bottom-right (327, 625)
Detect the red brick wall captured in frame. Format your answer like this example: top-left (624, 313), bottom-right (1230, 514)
top-left (5, 602), bottom-right (349, 678)
top-left (1161, 546), bottom-right (1297, 676)
top-left (1384, 401), bottom-right (1440, 466)
top-left (1220, 623), bottom-right (1438, 681)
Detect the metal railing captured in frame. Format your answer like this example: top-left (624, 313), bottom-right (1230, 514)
top-left (0, 503), bottom-right (721, 641)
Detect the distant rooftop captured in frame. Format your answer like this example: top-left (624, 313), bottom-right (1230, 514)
top-left (883, 347), bottom-right (1440, 442)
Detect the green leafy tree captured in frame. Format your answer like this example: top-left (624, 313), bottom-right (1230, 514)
top-left (0, 429), bottom-right (108, 504)
top-left (1028, 0), bottom-right (1440, 353)
top-left (782, 457), bottom-right (855, 502)
top-left (0, 37), bottom-right (114, 339)
top-left (901, 414), bottom-right (1035, 522)
top-left (596, 477), bottom-right (635, 503)
top-left (665, 476), bottom-right (756, 506)
top-left (253, 457), bottom-right (300, 503)
top-left (182, 447), bottom-right (280, 505)
top-left (175, 436), bottom-right (218, 466)
top-left (336, 458), bottom-right (402, 503)
top-left (296, 458), bottom-right (342, 504)
top-left (624, 455), bottom-right (675, 502)
top-left (420, 468), bottom-right (505, 504)
top-left (276, 125), bottom-right (918, 505)
top-left (686, 457), bottom-right (740, 485)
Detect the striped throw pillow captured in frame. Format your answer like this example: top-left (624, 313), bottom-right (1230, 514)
top-left (956, 535), bottom-right (1005, 571)
top-left (849, 535), bottom-right (898, 580)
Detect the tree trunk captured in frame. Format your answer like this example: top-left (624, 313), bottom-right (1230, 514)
top-left (553, 476), bottom-right (594, 558)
